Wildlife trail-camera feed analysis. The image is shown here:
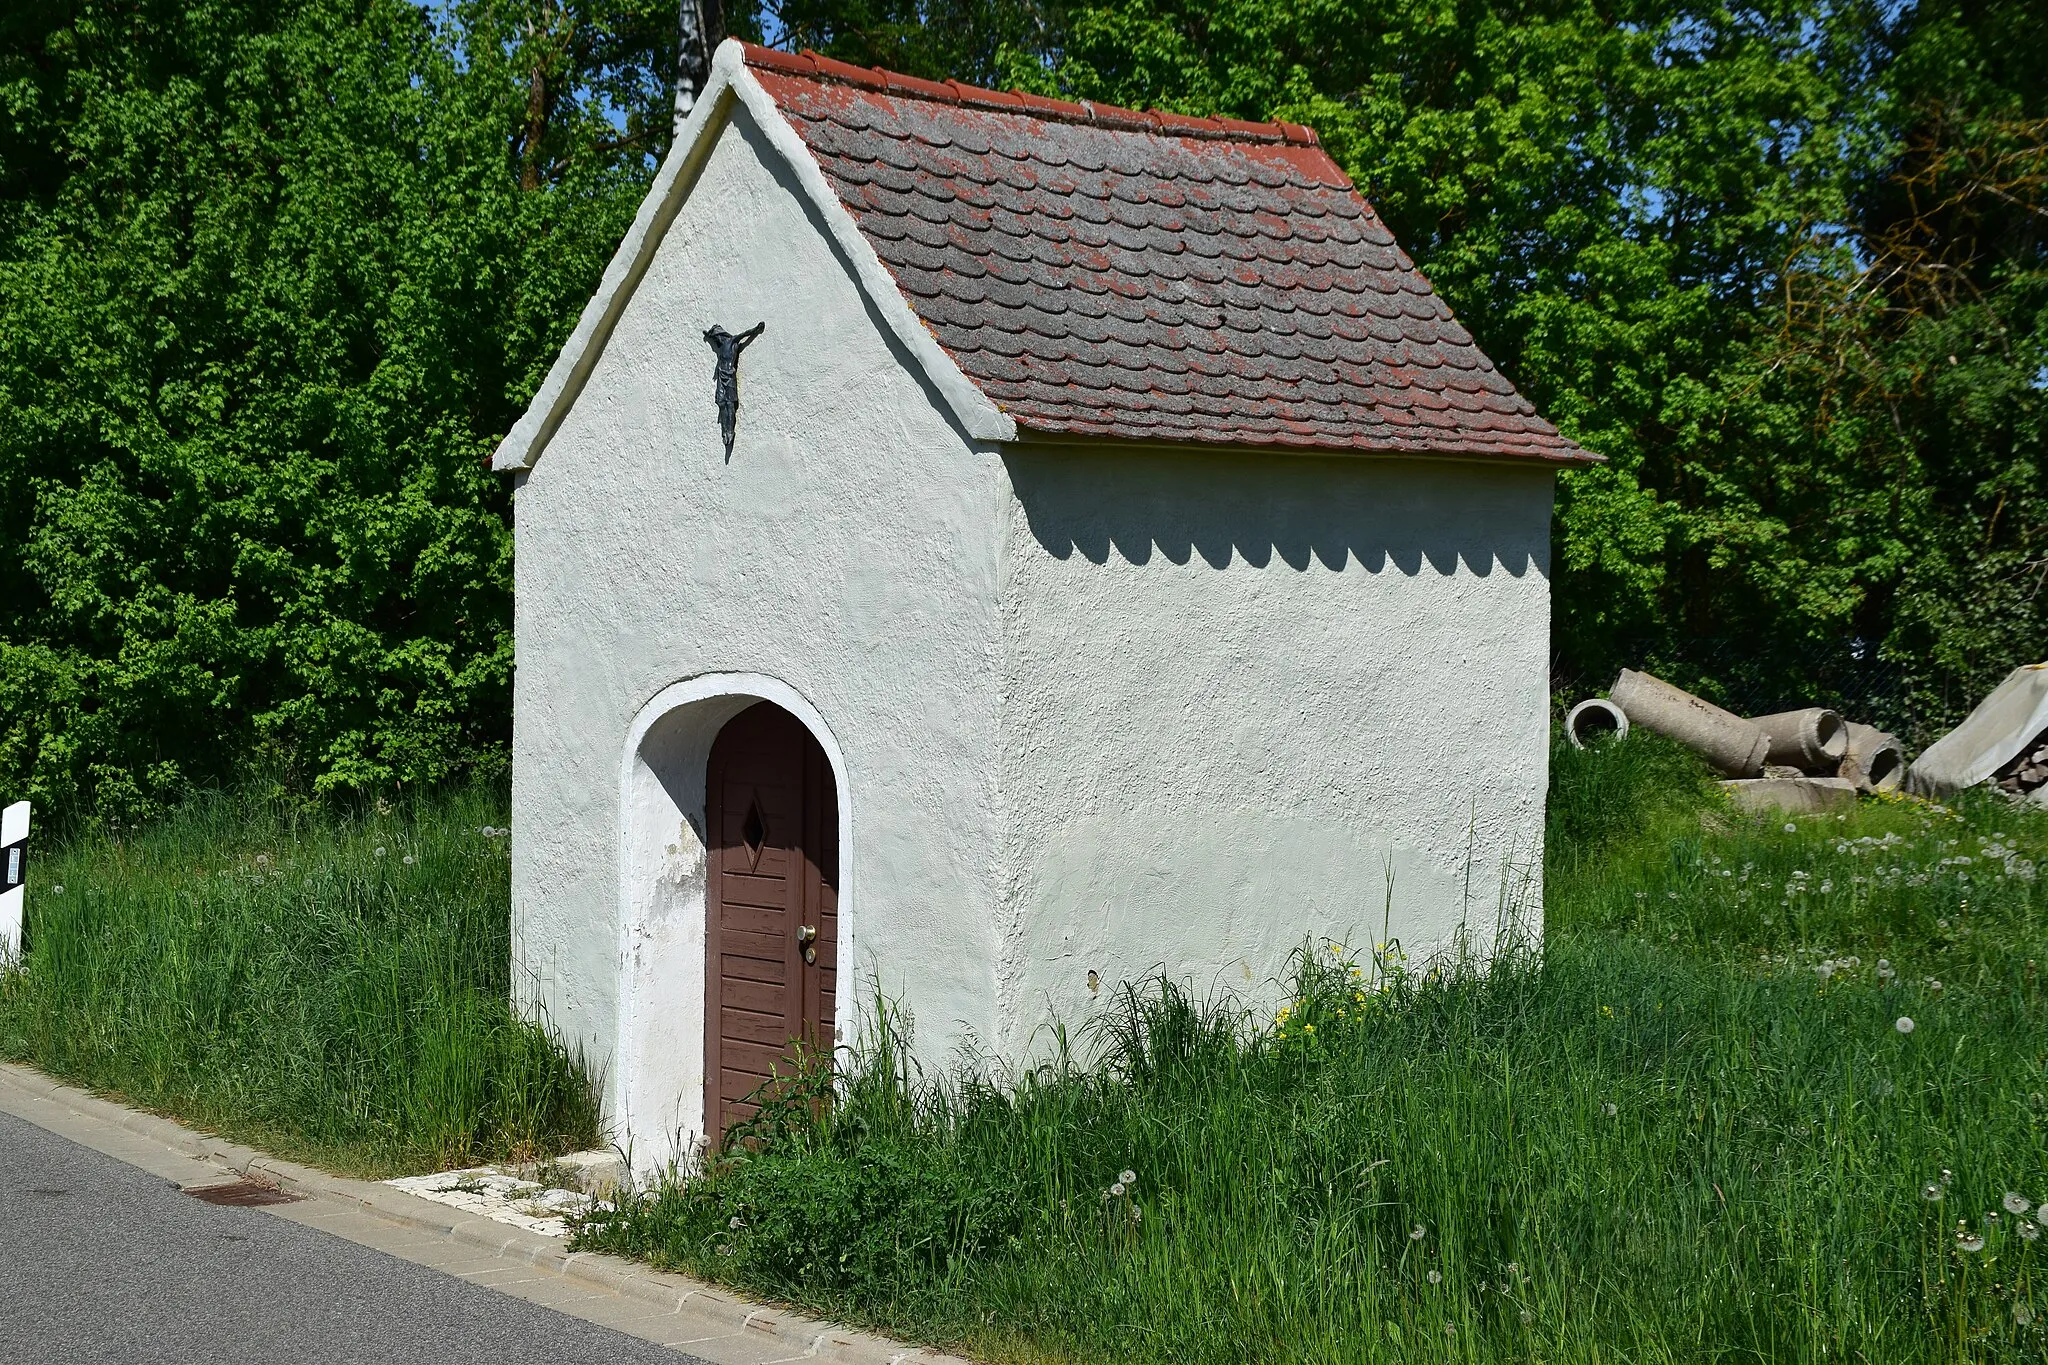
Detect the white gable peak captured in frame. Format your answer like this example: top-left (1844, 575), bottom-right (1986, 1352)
top-left (492, 39), bottom-right (1014, 474)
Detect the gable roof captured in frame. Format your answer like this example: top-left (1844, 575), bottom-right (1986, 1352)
top-left (747, 47), bottom-right (1590, 464)
top-left (494, 40), bottom-right (1593, 472)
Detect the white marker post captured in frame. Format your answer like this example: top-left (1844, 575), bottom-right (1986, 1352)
top-left (1, 800), bottom-right (28, 961)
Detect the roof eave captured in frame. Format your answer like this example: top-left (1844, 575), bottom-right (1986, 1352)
top-left (1002, 425), bottom-right (1603, 468)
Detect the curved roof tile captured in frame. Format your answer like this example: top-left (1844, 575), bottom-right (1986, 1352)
top-left (744, 44), bottom-right (1593, 463)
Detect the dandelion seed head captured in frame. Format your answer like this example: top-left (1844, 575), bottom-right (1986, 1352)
top-left (729, 1216), bottom-right (744, 1229)
top-left (51, 885), bottom-right (62, 894)
top-left (374, 847), bottom-right (387, 857)
top-left (1602, 1102), bottom-right (1617, 1117)
top-left (2006, 1193), bottom-right (2031, 1216)
top-left (1120, 1170), bottom-right (1136, 1186)
top-left (402, 854), bottom-right (415, 865)
top-left (1923, 1183), bottom-right (1945, 1202)
top-left (2022, 1221), bottom-right (2041, 1243)
top-left (1958, 1231), bottom-right (1987, 1253)
top-left (1410, 1224), bottom-right (1426, 1241)
top-left (1784, 823), bottom-right (1798, 834)
top-left (1896, 1016), bottom-right (1916, 1034)
top-left (1109, 1182), bottom-right (1125, 1198)
top-left (1427, 1270), bottom-right (1442, 1285)
top-left (1521, 1309), bottom-right (1535, 1325)
top-left (2019, 1303), bottom-right (2036, 1326)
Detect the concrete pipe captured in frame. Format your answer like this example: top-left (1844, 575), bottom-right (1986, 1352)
top-left (1609, 670), bottom-right (1771, 777)
top-left (1840, 722), bottom-right (1904, 793)
top-left (1565, 698), bottom-right (1630, 749)
top-left (1749, 708), bottom-right (1848, 774)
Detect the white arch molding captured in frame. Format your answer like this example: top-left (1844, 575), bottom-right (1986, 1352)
top-left (611, 672), bottom-right (856, 1176)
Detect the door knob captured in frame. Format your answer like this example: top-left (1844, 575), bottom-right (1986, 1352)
top-left (797, 924), bottom-right (817, 964)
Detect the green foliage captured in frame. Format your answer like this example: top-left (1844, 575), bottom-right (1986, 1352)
top-left (0, 783), bottom-right (599, 1175)
top-left (0, 1), bottom-right (676, 821)
top-left (1544, 727), bottom-right (1719, 879)
top-left (593, 1031), bottom-right (1032, 1295)
top-left (3, 0), bottom-right (2043, 810)
top-left (578, 751), bottom-right (2048, 1363)
top-left (749, 0), bottom-right (1065, 86)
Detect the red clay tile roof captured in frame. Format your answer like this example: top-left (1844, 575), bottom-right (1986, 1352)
top-left (743, 45), bottom-right (1592, 463)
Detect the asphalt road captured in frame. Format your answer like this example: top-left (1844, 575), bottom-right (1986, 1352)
top-left (0, 1109), bottom-right (706, 1365)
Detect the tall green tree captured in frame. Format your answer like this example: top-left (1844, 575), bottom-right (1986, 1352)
top-left (1815, 0), bottom-right (2047, 724)
top-left (0, 0), bottom-right (675, 819)
top-left (5, 0), bottom-right (2042, 820)
top-left (748, 0), bottom-right (1064, 86)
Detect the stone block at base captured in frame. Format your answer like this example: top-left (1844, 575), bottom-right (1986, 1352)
top-left (1720, 776), bottom-right (1859, 815)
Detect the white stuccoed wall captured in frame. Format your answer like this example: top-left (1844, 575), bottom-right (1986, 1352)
top-left (509, 78), bottom-right (1558, 1170)
top-left (993, 447), bottom-right (1553, 1060)
top-left (511, 96), bottom-right (1009, 1173)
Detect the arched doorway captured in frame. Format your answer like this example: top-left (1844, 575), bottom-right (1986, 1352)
top-left (704, 700), bottom-right (839, 1147)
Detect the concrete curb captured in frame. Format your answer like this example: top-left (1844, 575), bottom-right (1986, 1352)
top-left (0, 1060), bottom-right (968, 1365)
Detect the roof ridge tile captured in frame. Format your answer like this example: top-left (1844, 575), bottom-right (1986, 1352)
top-left (743, 42), bottom-right (1317, 147)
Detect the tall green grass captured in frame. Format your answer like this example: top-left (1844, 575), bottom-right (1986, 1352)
top-left (0, 787), bottom-right (597, 1176)
top-left (579, 737), bottom-right (2048, 1363)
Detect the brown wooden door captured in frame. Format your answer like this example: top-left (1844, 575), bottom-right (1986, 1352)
top-left (705, 701), bottom-right (838, 1148)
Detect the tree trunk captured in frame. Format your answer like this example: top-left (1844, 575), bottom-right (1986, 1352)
top-left (520, 57), bottom-right (548, 191)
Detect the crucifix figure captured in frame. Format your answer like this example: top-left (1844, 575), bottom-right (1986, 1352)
top-left (703, 322), bottom-right (765, 460)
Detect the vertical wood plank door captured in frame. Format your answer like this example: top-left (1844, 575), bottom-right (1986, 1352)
top-left (704, 701), bottom-right (838, 1149)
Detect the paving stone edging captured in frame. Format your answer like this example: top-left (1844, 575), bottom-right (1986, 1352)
top-left (0, 1060), bottom-right (968, 1365)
